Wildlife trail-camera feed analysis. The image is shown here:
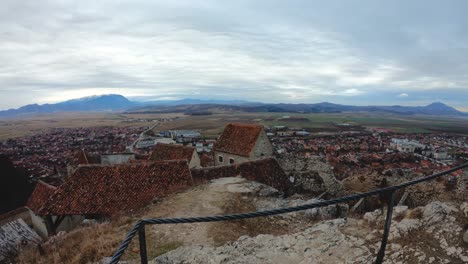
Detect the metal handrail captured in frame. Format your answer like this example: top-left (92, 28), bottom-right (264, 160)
top-left (109, 163), bottom-right (468, 264)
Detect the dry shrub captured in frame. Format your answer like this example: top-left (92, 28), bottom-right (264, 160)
top-left (17, 222), bottom-right (128, 264)
top-left (407, 208), bottom-right (423, 219)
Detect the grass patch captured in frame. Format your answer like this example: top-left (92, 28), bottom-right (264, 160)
top-left (151, 241), bottom-right (183, 259)
top-left (207, 194), bottom-right (290, 246)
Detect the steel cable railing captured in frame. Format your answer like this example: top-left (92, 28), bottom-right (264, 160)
top-left (109, 163), bottom-right (468, 264)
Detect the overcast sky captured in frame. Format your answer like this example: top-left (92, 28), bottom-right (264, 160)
top-left (1, 0), bottom-right (467, 110)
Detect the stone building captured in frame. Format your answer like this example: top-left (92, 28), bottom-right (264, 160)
top-left (214, 123), bottom-right (273, 166)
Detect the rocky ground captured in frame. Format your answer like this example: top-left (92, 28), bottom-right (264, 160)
top-left (153, 201), bottom-right (468, 264)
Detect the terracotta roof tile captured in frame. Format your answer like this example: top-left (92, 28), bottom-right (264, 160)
top-left (214, 123), bottom-right (263, 157)
top-left (26, 181), bottom-right (57, 214)
top-left (39, 160), bottom-right (193, 216)
top-left (70, 150), bottom-right (101, 166)
top-left (149, 143), bottom-right (195, 162)
top-left (200, 153), bottom-right (214, 167)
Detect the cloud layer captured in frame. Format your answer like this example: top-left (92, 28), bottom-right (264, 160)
top-left (0, 0), bottom-right (467, 110)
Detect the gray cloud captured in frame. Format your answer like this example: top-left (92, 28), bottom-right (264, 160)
top-left (0, 0), bottom-right (467, 110)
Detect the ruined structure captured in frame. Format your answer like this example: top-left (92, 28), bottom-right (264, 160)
top-left (277, 155), bottom-right (343, 196)
top-left (191, 158), bottom-right (290, 192)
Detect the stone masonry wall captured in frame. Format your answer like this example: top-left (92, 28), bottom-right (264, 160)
top-left (214, 151), bottom-right (251, 166)
top-left (252, 131), bottom-right (274, 158)
top-left (191, 158), bottom-right (291, 192)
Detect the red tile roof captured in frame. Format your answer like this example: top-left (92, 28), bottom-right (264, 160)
top-left (214, 123), bottom-right (263, 157)
top-left (200, 153), bottom-right (214, 167)
top-left (39, 160), bottom-right (193, 216)
top-left (70, 150), bottom-right (101, 166)
top-left (26, 181), bottom-right (57, 214)
top-left (149, 143), bottom-right (195, 162)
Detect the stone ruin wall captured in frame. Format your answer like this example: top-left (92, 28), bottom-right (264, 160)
top-left (191, 158), bottom-right (291, 192)
top-left (276, 155), bottom-right (344, 197)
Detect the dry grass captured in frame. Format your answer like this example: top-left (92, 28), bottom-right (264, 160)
top-left (207, 194), bottom-right (293, 246)
top-left (406, 208), bottom-right (423, 219)
top-left (0, 112), bottom-right (158, 140)
top-left (16, 212), bottom-right (185, 264)
top-left (17, 221), bottom-right (125, 264)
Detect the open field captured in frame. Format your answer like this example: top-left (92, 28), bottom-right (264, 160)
top-left (1, 111), bottom-right (467, 141)
top-left (149, 112), bottom-right (468, 137)
top-left (0, 112), bottom-right (158, 140)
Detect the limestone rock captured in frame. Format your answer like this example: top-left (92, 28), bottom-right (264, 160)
top-left (463, 229), bottom-right (468, 244)
top-left (153, 219), bottom-right (373, 264)
top-left (460, 202), bottom-right (468, 218)
top-left (363, 209), bottom-right (382, 224)
top-left (258, 186), bottom-right (280, 197)
top-left (422, 201), bottom-right (458, 225)
top-left (390, 219), bottom-right (421, 239)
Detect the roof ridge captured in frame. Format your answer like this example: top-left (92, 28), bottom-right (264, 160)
top-left (76, 159), bottom-right (188, 169)
top-left (36, 180), bottom-right (57, 190)
top-left (156, 143), bottom-right (196, 150)
top-left (227, 123), bottom-right (263, 127)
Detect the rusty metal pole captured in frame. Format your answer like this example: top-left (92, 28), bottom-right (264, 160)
top-left (138, 224), bottom-right (148, 264)
top-left (375, 191), bottom-right (395, 264)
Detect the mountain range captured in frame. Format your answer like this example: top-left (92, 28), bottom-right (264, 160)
top-left (0, 94), bottom-right (466, 117)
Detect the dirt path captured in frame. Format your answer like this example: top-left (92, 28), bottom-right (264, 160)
top-left (143, 177), bottom-right (254, 246)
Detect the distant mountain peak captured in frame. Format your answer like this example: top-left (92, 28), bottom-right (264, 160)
top-left (67, 94), bottom-right (129, 102)
top-left (422, 102), bottom-right (461, 115)
top-left (426, 102), bottom-right (448, 107)
top-left (0, 94), bottom-right (135, 117)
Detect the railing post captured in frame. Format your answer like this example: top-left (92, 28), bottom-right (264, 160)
top-left (138, 223), bottom-right (148, 264)
top-left (375, 190), bottom-right (395, 264)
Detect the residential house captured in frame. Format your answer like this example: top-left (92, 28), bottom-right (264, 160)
top-left (214, 123), bottom-right (273, 166)
top-left (136, 138), bottom-right (157, 149)
top-left (433, 148), bottom-right (449, 160)
top-left (149, 143), bottom-right (200, 169)
top-left (169, 130), bottom-right (201, 143)
top-left (67, 149), bottom-right (101, 176)
top-left (25, 181), bottom-right (65, 237)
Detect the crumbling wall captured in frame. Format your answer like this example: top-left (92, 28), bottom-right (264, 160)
top-left (237, 158), bottom-right (290, 192)
top-left (191, 164), bottom-right (239, 184)
top-left (277, 155), bottom-right (344, 196)
top-left (191, 158), bottom-right (290, 192)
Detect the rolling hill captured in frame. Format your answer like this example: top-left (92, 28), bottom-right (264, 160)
top-left (0, 94), bottom-right (466, 117)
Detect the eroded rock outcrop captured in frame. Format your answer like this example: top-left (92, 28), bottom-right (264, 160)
top-left (153, 201), bottom-right (468, 264)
